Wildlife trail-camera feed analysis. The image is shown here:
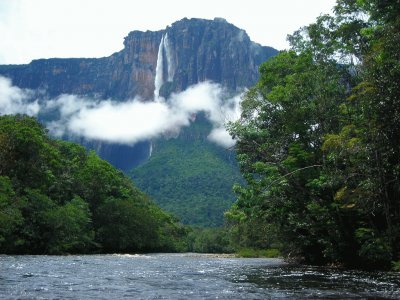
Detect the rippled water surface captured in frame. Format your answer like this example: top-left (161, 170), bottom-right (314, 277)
top-left (1, 253), bottom-right (399, 299)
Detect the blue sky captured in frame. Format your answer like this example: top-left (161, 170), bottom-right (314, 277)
top-left (0, 0), bottom-right (336, 64)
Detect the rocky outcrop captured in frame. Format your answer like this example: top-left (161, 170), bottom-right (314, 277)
top-left (161, 18), bottom-right (276, 96)
top-left (0, 18), bottom-right (277, 100)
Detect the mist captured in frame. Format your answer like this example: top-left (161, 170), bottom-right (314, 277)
top-left (0, 76), bottom-right (40, 116)
top-left (0, 77), bottom-right (241, 148)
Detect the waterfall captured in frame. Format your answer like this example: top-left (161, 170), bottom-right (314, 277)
top-left (154, 35), bottom-right (165, 100)
top-left (164, 33), bottom-right (175, 82)
top-left (149, 142), bottom-right (153, 158)
top-left (154, 33), bottom-right (174, 100)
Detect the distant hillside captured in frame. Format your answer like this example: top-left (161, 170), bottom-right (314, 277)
top-left (131, 115), bottom-right (243, 227)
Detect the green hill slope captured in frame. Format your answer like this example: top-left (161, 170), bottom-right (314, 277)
top-left (0, 115), bottom-right (187, 254)
top-left (130, 116), bottom-right (242, 227)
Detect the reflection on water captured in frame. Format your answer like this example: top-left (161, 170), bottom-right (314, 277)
top-left (236, 265), bottom-right (400, 299)
top-left (0, 253), bottom-right (399, 299)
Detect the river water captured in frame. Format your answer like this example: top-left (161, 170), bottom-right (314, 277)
top-left (0, 253), bottom-right (399, 299)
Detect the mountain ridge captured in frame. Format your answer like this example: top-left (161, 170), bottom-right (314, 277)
top-left (0, 17), bottom-right (277, 99)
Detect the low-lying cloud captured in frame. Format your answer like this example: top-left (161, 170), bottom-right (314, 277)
top-left (0, 76), bottom-right (40, 116)
top-left (0, 76), bottom-right (241, 148)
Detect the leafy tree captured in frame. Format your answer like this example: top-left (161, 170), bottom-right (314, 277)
top-left (227, 49), bottom-right (348, 264)
top-left (187, 227), bottom-right (233, 253)
top-left (45, 196), bottom-right (95, 254)
top-left (0, 115), bottom-right (188, 254)
top-left (0, 115), bottom-right (56, 190)
top-left (19, 188), bottom-right (57, 253)
top-left (227, 0), bottom-right (400, 268)
top-left (320, 0), bottom-right (400, 267)
top-left (96, 196), bottom-right (158, 252)
top-left (0, 176), bottom-right (24, 251)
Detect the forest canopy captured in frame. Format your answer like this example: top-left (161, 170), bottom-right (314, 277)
top-left (226, 0), bottom-right (400, 269)
top-left (0, 115), bottom-right (187, 254)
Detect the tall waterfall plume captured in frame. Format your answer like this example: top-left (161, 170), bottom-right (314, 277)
top-left (148, 142), bottom-right (153, 158)
top-left (154, 35), bottom-right (165, 100)
top-left (154, 33), bottom-right (175, 100)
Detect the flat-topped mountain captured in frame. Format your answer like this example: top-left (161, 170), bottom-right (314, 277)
top-left (0, 18), bottom-right (277, 100)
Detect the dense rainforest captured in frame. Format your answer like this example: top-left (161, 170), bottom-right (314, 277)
top-left (131, 115), bottom-right (243, 227)
top-left (1, 0), bottom-right (399, 272)
top-left (226, 0), bottom-right (400, 270)
top-left (0, 115), bottom-right (187, 254)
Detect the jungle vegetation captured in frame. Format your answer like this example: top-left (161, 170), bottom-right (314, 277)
top-left (226, 0), bottom-right (400, 269)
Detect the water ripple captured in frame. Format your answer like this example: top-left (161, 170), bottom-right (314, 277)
top-left (0, 254), bottom-right (399, 299)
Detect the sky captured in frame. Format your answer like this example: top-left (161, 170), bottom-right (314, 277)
top-left (0, 0), bottom-right (337, 65)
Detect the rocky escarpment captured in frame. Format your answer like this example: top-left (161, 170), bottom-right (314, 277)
top-left (0, 18), bottom-right (277, 100)
top-left (160, 18), bottom-right (275, 97)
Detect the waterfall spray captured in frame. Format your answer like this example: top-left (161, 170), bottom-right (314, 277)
top-left (149, 142), bottom-right (153, 158)
top-left (154, 33), bottom-right (175, 100)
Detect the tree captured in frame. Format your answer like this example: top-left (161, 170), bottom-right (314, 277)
top-left (227, 0), bottom-right (400, 268)
top-left (0, 176), bottom-right (24, 252)
top-left (0, 115), bottom-right (56, 190)
top-left (45, 196), bottom-right (95, 254)
top-left (96, 197), bottom-right (158, 252)
top-left (0, 115), bottom-right (188, 254)
top-left (227, 49), bottom-right (348, 264)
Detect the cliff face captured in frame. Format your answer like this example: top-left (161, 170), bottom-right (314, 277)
top-left (0, 18), bottom-right (277, 100)
top-left (162, 18), bottom-right (275, 96)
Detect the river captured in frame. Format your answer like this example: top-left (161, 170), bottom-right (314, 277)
top-left (0, 253), bottom-right (399, 299)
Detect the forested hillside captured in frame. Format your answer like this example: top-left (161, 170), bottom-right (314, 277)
top-left (227, 0), bottom-right (400, 270)
top-left (131, 116), bottom-right (243, 227)
top-left (0, 115), bottom-right (187, 254)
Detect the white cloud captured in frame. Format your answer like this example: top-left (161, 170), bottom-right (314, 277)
top-left (0, 76), bottom-right (40, 116)
top-left (44, 94), bottom-right (95, 137)
top-left (207, 94), bottom-right (242, 148)
top-left (0, 78), bottom-right (241, 147)
top-left (67, 99), bottom-right (176, 144)
top-left (208, 127), bottom-right (236, 148)
top-left (46, 94), bottom-right (92, 117)
top-left (59, 82), bottom-right (241, 147)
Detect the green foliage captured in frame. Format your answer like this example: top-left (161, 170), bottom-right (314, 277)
top-left (0, 176), bottom-right (24, 251)
top-left (0, 115), bottom-right (187, 254)
top-left (45, 196), bottom-right (94, 254)
top-left (392, 260), bottom-right (400, 272)
top-left (131, 116), bottom-right (243, 227)
top-left (237, 248), bottom-right (280, 258)
top-left (227, 49), bottom-right (347, 264)
top-left (226, 0), bottom-right (400, 269)
top-left (186, 227), bottom-right (234, 253)
top-left (0, 115), bottom-right (55, 190)
top-left (96, 197), bottom-right (158, 252)
top-left (355, 228), bottom-right (392, 269)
